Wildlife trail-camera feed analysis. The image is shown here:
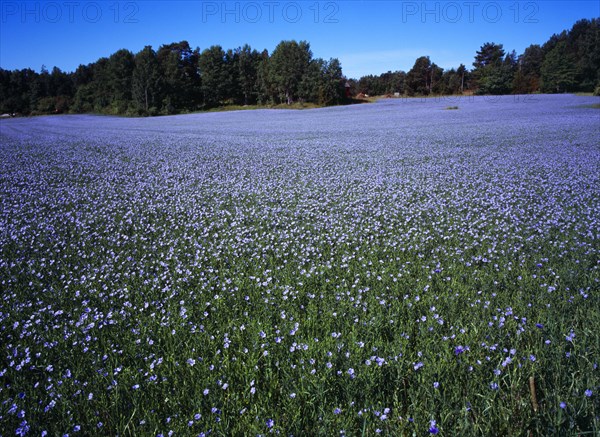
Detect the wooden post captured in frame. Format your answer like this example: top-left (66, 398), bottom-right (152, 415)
top-left (529, 376), bottom-right (539, 413)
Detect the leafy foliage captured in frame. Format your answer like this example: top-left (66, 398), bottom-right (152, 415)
top-left (0, 19), bottom-right (598, 116)
top-left (1, 95), bottom-right (598, 435)
top-left (269, 40), bottom-right (312, 104)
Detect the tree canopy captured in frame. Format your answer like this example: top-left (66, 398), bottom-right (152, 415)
top-left (1, 18), bottom-right (598, 116)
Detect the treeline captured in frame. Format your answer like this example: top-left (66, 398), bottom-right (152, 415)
top-left (0, 40), bottom-right (346, 116)
top-left (0, 18), bottom-right (598, 116)
top-left (354, 18), bottom-right (599, 97)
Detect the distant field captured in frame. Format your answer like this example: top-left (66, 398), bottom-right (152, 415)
top-left (1, 94), bottom-right (599, 436)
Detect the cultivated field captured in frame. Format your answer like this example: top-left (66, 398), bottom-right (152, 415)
top-left (1, 94), bottom-right (599, 436)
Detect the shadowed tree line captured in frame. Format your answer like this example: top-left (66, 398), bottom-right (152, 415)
top-left (0, 40), bottom-right (346, 116)
top-left (1, 19), bottom-right (598, 116)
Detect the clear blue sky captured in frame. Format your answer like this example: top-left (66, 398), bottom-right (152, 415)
top-left (1, 1), bottom-right (598, 79)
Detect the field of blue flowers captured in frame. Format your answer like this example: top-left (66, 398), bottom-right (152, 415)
top-left (1, 94), bottom-right (599, 436)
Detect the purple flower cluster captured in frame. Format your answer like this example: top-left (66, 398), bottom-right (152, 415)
top-left (0, 94), bottom-right (598, 435)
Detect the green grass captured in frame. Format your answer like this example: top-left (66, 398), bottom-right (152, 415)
top-left (2, 200), bottom-right (598, 436)
top-left (1, 108), bottom-right (598, 436)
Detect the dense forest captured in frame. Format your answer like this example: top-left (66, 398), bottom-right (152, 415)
top-left (0, 18), bottom-right (598, 116)
top-left (354, 18), bottom-right (599, 97)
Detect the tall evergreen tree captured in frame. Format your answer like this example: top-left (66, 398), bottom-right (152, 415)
top-left (298, 58), bottom-right (324, 103)
top-left (472, 43), bottom-right (514, 94)
top-left (157, 41), bottom-right (201, 112)
top-left (72, 58), bottom-right (112, 112)
top-left (199, 45), bottom-right (229, 107)
top-left (107, 49), bottom-right (135, 112)
top-left (319, 58), bottom-right (345, 105)
top-left (406, 56), bottom-right (433, 95)
top-left (269, 40), bottom-right (312, 104)
top-left (429, 62), bottom-right (444, 94)
top-left (439, 67), bottom-right (466, 95)
top-left (255, 49), bottom-right (273, 105)
top-left (571, 18), bottom-right (600, 91)
top-left (236, 44), bottom-right (260, 105)
top-left (132, 46), bottom-right (161, 114)
top-left (540, 41), bottom-right (577, 93)
top-left (514, 44), bottom-right (543, 93)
